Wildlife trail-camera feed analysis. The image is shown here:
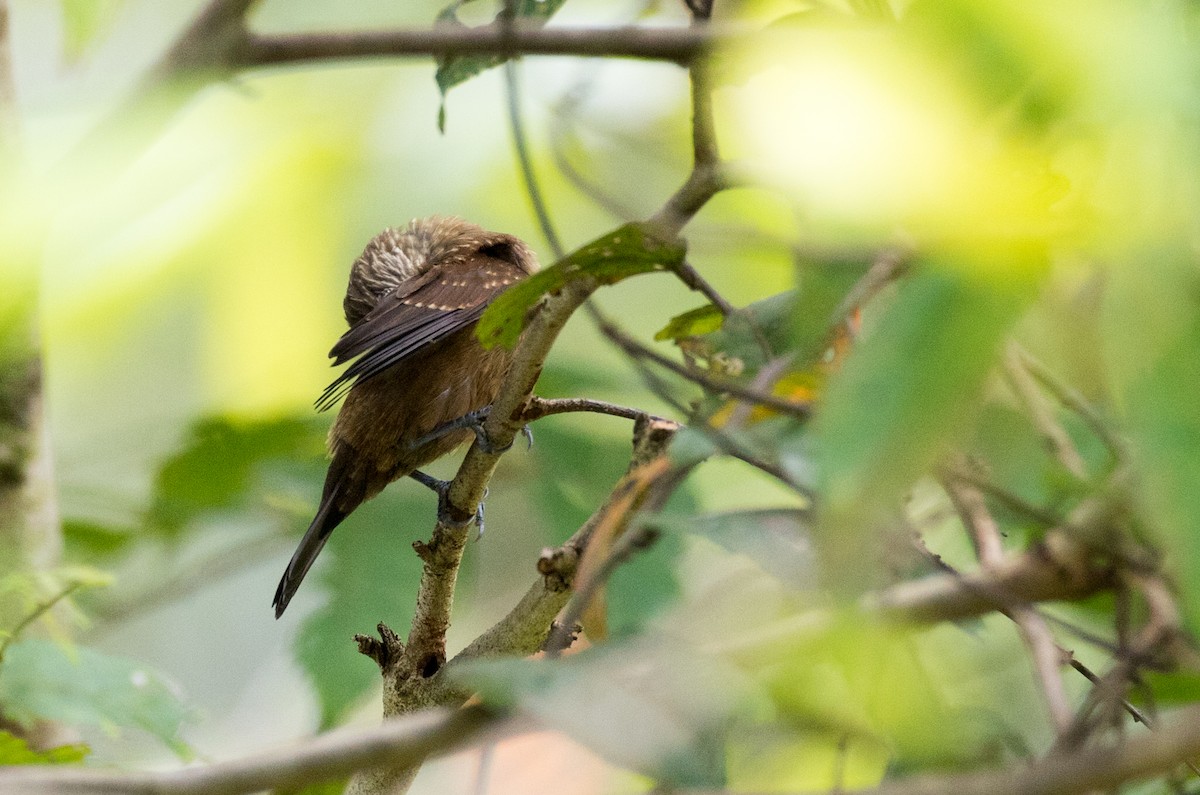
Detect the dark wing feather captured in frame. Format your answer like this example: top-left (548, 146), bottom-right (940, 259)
top-left (316, 257), bottom-right (524, 411)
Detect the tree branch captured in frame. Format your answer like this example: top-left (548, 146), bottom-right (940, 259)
top-left (864, 530), bottom-right (1113, 625)
top-left (437, 416), bottom-right (680, 695)
top-left (520, 396), bottom-right (664, 423)
top-left (0, 706), bottom-right (495, 795)
top-left (240, 23), bottom-right (729, 69)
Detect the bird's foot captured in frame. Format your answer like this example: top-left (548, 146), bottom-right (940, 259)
top-left (410, 470), bottom-right (485, 537)
top-left (410, 406), bottom-right (533, 455)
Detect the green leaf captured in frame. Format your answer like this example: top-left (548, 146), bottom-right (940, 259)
top-left (62, 518), bottom-right (138, 561)
top-left (791, 255), bottom-right (874, 362)
top-left (435, 0), bottom-right (569, 128)
top-left (761, 618), bottom-right (1029, 772)
top-left (61, 0), bottom-right (124, 60)
top-left (147, 415), bottom-right (328, 539)
top-left (0, 730), bottom-right (88, 765)
top-left (477, 223), bottom-right (687, 349)
top-left (296, 488), bottom-right (427, 728)
top-left (457, 639), bottom-right (751, 786)
top-left (655, 304), bottom-right (725, 341)
top-left (1123, 312), bottom-right (1200, 634)
top-left (813, 258), bottom-right (1041, 592)
top-left (0, 639), bottom-right (194, 758)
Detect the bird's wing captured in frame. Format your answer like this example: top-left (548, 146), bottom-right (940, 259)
top-left (315, 256), bottom-right (525, 411)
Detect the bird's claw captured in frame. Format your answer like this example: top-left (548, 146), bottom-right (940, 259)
top-left (410, 470), bottom-right (485, 536)
top-left (412, 406), bottom-right (534, 455)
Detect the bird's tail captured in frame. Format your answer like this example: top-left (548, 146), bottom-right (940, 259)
top-left (273, 458), bottom-right (352, 618)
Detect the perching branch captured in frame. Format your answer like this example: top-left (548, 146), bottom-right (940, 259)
top-left (520, 396), bottom-right (664, 424)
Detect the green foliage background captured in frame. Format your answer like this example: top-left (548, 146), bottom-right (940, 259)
top-left (2, 0), bottom-right (1200, 792)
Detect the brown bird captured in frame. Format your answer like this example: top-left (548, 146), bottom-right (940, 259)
top-left (272, 217), bottom-right (538, 618)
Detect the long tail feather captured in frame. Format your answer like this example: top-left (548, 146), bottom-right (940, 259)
top-left (273, 457), bottom-right (353, 618)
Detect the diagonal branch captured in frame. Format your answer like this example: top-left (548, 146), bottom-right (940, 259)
top-left (0, 706), bottom-right (495, 795)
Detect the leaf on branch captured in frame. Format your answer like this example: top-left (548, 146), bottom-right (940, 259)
top-left (0, 730), bottom-right (89, 765)
top-left (435, 0), bottom-right (569, 130)
top-left (0, 639), bottom-right (195, 759)
top-left (477, 222), bottom-right (687, 349)
top-left (655, 304), bottom-right (725, 342)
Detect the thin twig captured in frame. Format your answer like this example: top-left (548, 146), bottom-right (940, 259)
top-left (504, 60), bottom-right (565, 259)
top-left (670, 260), bottom-right (737, 317)
top-left (621, 343), bottom-right (813, 498)
top-left (1013, 345), bottom-right (1126, 463)
top-left (596, 310), bottom-right (813, 419)
top-left (941, 473), bottom-right (1073, 734)
top-left (1003, 342), bottom-right (1088, 480)
top-left (830, 245), bottom-right (909, 328)
top-left (0, 581), bottom-right (81, 666)
top-left (938, 462), bottom-right (1063, 528)
top-left (520, 396), bottom-right (662, 424)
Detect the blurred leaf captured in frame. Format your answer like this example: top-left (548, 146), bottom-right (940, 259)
top-left (727, 725), bottom-right (888, 791)
top-left (963, 404), bottom-right (1069, 527)
top-left (814, 257), bottom-right (1041, 591)
top-left (645, 509), bottom-right (814, 588)
top-left (791, 256), bottom-right (873, 362)
top-left (61, 0), bottom-right (125, 60)
top-left (62, 518), bottom-right (138, 561)
top-left (904, 0), bottom-right (1070, 132)
top-left (655, 304), bottom-right (725, 342)
top-left (296, 489), bottom-right (427, 728)
top-left (435, 0), bottom-right (569, 129)
top-left (761, 619), bottom-right (1020, 771)
top-left (478, 223), bottom-right (687, 349)
top-left (1124, 311), bottom-right (1200, 634)
top-left (0, 639), bottom-right (194, 758)
top-left (147, 415), bottom-right (328, 539)
top-left (458, 640), bottom-right (751, 786)
top-left (0, 566), bottom-right (113, 656)
top-left (0, 730), bottom-right (89, 765)
top-left (1140, 670), bottom-right (1200, 706)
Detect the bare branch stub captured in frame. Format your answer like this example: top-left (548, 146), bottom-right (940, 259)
top-left (355, 623), bottom-right (406, 672)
